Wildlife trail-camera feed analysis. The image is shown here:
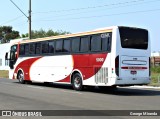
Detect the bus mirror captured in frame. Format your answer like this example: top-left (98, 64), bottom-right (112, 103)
top-left (5, 52), bottom-right (9, 60)
top-left (10, 51), bottom-right (15, 60)
top-left (9, 60), bottom-right (14, 69)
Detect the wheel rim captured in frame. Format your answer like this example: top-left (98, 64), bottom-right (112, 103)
top-left (18, 73), bottom-right (24, 82)
top-left (74, 77), bottom-right (81, 88)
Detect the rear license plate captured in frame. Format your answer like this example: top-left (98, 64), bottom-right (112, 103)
top-left (131, 70), bottom-right (137, 75)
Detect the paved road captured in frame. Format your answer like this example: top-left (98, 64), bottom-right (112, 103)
top-left (0, 78), bottom-right (160, 119)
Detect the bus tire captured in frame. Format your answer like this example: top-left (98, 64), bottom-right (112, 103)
top-left (17, 71), bottom-right (25, 84)
top-left (72, 73), bottom-right (83, 91)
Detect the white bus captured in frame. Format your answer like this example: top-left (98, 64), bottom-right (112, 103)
top-left (6, 26), bottom-right (151, 91)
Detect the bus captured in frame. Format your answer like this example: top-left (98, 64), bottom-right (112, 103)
top-left (6, 26), bottom-right (151, 91)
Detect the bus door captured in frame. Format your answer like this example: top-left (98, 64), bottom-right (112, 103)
top-left (120, 56), bottom-right (148, 79)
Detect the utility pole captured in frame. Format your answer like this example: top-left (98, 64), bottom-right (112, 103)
top-left (29, 0), bottom-right (32, 39)
top-left (10, 0), bottom-right (32, 39)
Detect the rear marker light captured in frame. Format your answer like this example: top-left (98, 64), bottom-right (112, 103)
top-left (112, 68), bottom-right (114, 73)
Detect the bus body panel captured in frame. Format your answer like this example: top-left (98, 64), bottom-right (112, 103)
top-left (113, 26), bottom-right (151, 86)
top-left (119, 55), bottom-right (150, 85)
top-left (11, 53), bottom-right (110, 86)
top-left (8, 26), bottom-right (151, 88)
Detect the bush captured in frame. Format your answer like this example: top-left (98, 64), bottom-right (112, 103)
top-left (151, 66), bottom-right (160, 73)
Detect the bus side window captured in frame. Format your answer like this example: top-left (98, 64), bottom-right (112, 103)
top-left (80, 36), bottom-right (89, 53)
top-left (35, 42), bottom-right (41, 54)
top-left (55, 40), bottom-right (63, 53)
top-left (91, 35), bottom-right (101, 52)
top-left (19, 45), bottom-right (25, 55)
top-left (107, 33), bottom-right (112, 52)
top-left (72, 37), bottom-right (80, 53)
top-left (25, 44), bottom-right (29, 55)
top-left (63, 39), bottom-right (71, 53)
top-left (29, 43), bottom-right (36, 55)
top-left (48, 41), bottom-right (54, 53)
top-left (102, 33), bottom-right (112, 52)
top-left (42, 42), bottom-right (49, 54)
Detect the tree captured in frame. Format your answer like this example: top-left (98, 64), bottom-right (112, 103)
top-left (21, 29), bottom-right (70, 39)
top-left (0, 26), bottom-right (20, 43)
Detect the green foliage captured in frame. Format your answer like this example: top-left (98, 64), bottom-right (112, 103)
top-left (21, 33), bottom-right (28, 38)
top-left (21, 29), bottom-right (70, 39)
top-left (0, 26), bottom-right (70, 42)
top-left (151, 66), bottom-right (160, 73)
top-left (150, 66), bottom-right (160, 86)
top-left (0, 26), bottom-right (20, 43)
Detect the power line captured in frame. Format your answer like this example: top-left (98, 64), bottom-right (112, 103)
top-left (0, 15), bottom-right (24, 26)
top-left (3, 0), bottom-right (159, 25)
top-left (33, 0), bottom-right (157, 15)
top-left (3, 0), bottom-right (160, 34)
top-left (9, 0), bottom-right (32, 39)
top-left (14, 22), bottom-right (28, 28)
top-left (38, 8), bottom-right (160, 22)
top-left (36, 0), bottom-right (160, 21)
top-left (9, 0), bottom-right (28, 18)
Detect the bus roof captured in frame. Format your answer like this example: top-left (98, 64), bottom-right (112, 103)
top-left (16, 26), bottom-right (115, 44)
top-left (14, 26), bottom-right (147, 44)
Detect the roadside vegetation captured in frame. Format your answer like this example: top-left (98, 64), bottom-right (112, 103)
top-left (0, 25), bottom-right (70, 43)
top-left (0, 70), bottom-right (9, 78)
top-left (150, 66), bottom-right (160, 86)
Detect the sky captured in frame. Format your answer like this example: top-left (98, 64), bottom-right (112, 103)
top-left (0, 0), bottom-right (160, 52)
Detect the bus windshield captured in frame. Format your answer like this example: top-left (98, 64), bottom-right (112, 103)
top-left (10, 45), bottom-right (17, 60)
top-left (119, 27), bottom-right (148, 50)
top-left (11, 45), bottom-right (17, 52)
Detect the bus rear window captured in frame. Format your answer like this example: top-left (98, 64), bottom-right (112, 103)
top-left (119, 27), bottom-right (148, 49)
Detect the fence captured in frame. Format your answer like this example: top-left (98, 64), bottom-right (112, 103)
top-left (151, 57), bottom-right (160, 67)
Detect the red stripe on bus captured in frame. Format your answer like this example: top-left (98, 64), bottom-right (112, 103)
top-left (13, 57), bottom-right (42, 80)
top-left (121, 67), bottom-right (147, 70)
top-left (121, 67), bottom-right (128, 69)
top-left (57, 53), bottom-right (108, 83)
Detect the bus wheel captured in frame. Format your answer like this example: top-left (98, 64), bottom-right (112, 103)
top-left (72, 73), bottom-right (83, 91)
top-left (17, 71), bottom-right (25, 84)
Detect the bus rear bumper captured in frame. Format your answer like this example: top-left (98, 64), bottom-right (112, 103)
top-left (111, 77), bottom-right (151, 86)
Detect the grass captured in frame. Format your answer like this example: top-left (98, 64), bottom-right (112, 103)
top-left (0, 70), bottom-right (9, 78)
top-left (149, 66), bottom-right (160, 86)
top-left (150, 72), bottom-right (160, 86)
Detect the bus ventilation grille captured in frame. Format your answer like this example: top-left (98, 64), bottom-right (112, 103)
top-left (95, 67), bottom-right (108, 84)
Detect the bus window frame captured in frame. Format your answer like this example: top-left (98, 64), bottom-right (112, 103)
top-left (63, 39), bottom-right (71, 53)
top-left (35, 42), bottom-right (42, 55)
top-left (29, 43), bottom-right (36, 55)
top-left (79, 36), bottom-right (90, 53)
top-left (18, 32), bottom-right (112, 57)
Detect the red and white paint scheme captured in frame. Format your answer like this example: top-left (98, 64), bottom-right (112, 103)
top-left (6, 26), bottom-right (151, 90)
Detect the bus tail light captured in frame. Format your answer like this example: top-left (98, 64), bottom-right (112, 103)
top-left (115, 56), bottom-right (119, 76)
top-left (112, 68), bottom-right (114, 73)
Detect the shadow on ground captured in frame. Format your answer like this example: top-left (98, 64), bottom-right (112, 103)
top-left (13, 81), bottom-right (160, 96)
